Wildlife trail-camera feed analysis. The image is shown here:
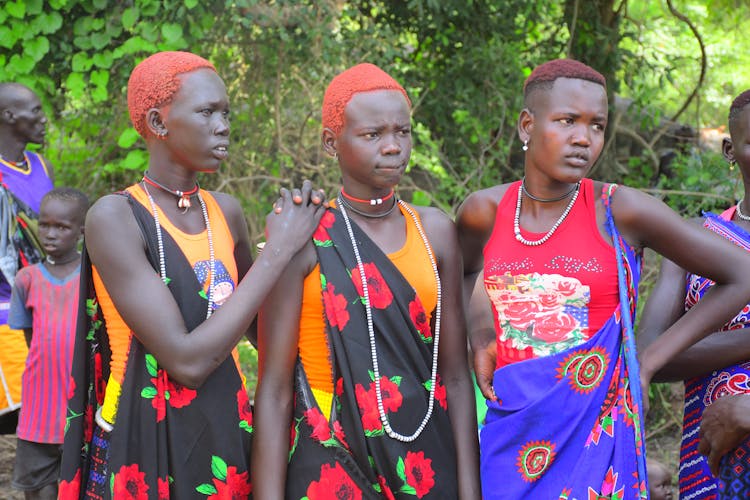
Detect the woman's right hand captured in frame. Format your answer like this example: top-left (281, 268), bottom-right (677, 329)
top-left (265, 180), bottom-right (326, 255)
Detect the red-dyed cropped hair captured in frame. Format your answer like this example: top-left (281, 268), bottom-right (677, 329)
top-left (729, 89), bottom-right (750, 123)
top-left (127, 51), bottom-right (216, 138)
top-left (322, 63), bottom-right (411, 135)
top-left (523, 58), bottom-right (606, 101)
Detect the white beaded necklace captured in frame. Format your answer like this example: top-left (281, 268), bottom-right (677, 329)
top-left (338, 197), bottom-right (441, 442)
top-left (514, 180), bottom-right (581, 246)
top-left (737, 198), bottom-right (750, 221)
top-left (143, 183), bottom-right (215, 319)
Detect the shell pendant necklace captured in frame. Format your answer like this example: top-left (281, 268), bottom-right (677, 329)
top-left (142, 182), bottom-right (215, 319)
top-left (338, 196), bottom-right (441, 442)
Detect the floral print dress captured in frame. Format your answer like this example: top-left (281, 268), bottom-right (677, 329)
top-left (285, 206), bottom-right (458, 499)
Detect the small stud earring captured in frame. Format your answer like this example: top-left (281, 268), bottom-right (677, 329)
top-left (522, 139), bottom-right (529, 152)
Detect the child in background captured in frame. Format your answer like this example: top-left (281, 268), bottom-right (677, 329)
top-left (647, 458), bottom-right (674, 500)
top-left (8, 187), bottom-right (87, 499)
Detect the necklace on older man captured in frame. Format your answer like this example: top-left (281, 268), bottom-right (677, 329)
top-left (142, 172), bottom-right (200, 213)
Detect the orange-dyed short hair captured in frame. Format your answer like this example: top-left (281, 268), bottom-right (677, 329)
top-left (523, 59), bottom-right (606, 102)
top-left (127, 51), bottom-right (216, 138)
top-left (322, 63), bottom-right (411, 135)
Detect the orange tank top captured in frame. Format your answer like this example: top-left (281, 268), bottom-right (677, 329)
top-left (298, 203), bottom-right (437, 416)
top-left (96, 185), bottom-right (238, 424)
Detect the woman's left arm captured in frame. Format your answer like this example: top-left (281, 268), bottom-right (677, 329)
top-left (214, 191), bottom-right (257, 344)
top-left (610, 187), bottom-right (750, 383)
top-left (422, 208), bottom-right (481, 500)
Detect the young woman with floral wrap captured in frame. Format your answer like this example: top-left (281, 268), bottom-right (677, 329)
top-left (638, 89), bottom-right (750, 500)
top-left (59, 51), bottom-right (324, 499)
top-left (456, 58), bottom-right (750, 499)
top-left (253, 63), bottom-right (481, 499)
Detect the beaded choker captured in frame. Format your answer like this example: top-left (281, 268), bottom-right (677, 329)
top-left (338, 195), bottom-right (398, 219)
top-left (338, 196), bottom-right (441, 442)
top-left (521, 177), bottom-right (578, 202)
top-left (340, 188), bottom-right (395, 206)
top-left (142, 172), bottom-right (200, 213)
top-left (46, 253), bottom-right (80, 266)
top-left (737, 199), bottom-right (750, 221)
top-left (514, 180), bottom-right (581, 246)
top-left (0, 153), bottom-right (27, 169)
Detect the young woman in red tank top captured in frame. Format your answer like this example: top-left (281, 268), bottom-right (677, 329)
top-left (457, 58), bottom-right (750, 499)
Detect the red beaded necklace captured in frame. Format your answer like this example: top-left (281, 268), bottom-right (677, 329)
top-left (340, 188), bottom-right (395, 206)
top-left (142, 172), bottom-right (199, 213)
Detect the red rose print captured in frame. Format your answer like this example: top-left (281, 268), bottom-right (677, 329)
top-left (150, 372), bottom-right (198, 422)
top-left (434, 375), bottom-right (447, 410)
top-left (166, 380), bottom-right (197, 408)
top-left (237, 388), bottom-right (253, 432)
top-left (208, 466), bottom-right (251, 499)
top-left (377, 475), bottom-right (396, 500)
top-left (305, 407), bottom-right (332, 442)
top-left (335, 377), bottom-right (344, 397)
top-left (59, 469), bottom-right (81, 499)
top-left (409, 298), bottom-right (432, 341)
top-left (333, 420), bottom-right (349, 449)
top-left (313, 211), bottom-right (336, 243)
top-left (151, 374), bottom-right (168, 422)
top-left (371, 377), bottom-right (402, 413)
top-left (554, 279), bottom-right (578, 297)
top-left (322, 283), bottom-right (350, 330)
top-left (504, 301), bottom-right (540, 331)
top-left (532, 312), bottom-right (578, 343)
top-left (351, 263), bottom-right (393, 309)
top-left (158, 476), bottom-right (170, 499)
top-left (404, 451), bottom-right (435, 498)
top-left (113, 463), bottom-right (149, 500)
top-left (306, 463), bottom-right (362, 500)
top-left (355, 384), bottom-right (382, 432)
top-left (538, 293), bottom-right (560, 311)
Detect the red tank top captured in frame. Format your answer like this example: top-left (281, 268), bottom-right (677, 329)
top-left (483, 178), bottom-right (618, 368)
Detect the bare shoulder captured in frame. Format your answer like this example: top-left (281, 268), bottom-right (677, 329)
top-left (455, 184), bottom-right (511, 232)
top-left (208, 190), bottom-right (244, 217)
top-left (207, 190), bottom-right (247, 240)
top-left (85, 193), bottom-right (143, 251)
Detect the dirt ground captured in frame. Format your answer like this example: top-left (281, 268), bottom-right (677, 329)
top-left (0, 434), bottom-right (24, 499)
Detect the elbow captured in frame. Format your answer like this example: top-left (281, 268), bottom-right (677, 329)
top-left (162, 355), bottom-right (224, 389)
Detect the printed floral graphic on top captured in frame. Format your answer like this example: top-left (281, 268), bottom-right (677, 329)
top-left (485, 272), bottom-right (590, 357)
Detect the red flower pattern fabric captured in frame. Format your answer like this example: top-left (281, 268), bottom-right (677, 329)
top-left (306, 463), bottom-right (363, 500)
top-left (58, 469), bottom-right (81, 499)
top-left (404, 451), bottom-right (436, 498)
top-left (59, 193), bottom-right (253, 499)
top-left (322, 282), bottom-right (350, 330)
top-left (284, 206), bottom-right (458, 498)
top-left (113, 464), bottom-right (149, 500)
top-left (351, 262), bottom-right (393, 309)
top-left (409, 297), bottom-right (432, 342)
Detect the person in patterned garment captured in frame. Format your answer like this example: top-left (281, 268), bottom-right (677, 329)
top-left (253, 63), bottom-right (481, 499)
top-left (0, 83), bottom-right (54, 432)
top-left (639, 89), bottom-right (750, 500)
top-left (457, 58), bottom-right (750, 499)
top-left (9, 187), bottom-right (87, 499)
top-left (58, 51), bottom-right (324, 499)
